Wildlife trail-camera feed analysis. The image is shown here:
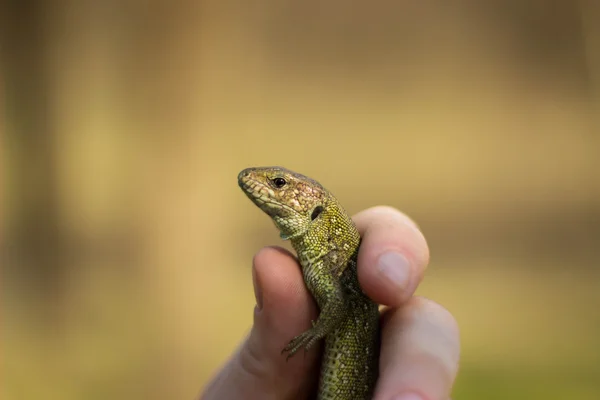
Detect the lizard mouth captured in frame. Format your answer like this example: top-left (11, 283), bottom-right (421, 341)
top-left (238, 178), bottom-right (295, 218)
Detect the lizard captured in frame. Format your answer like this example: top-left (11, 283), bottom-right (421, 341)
top-left (238, 166), bottom-right (380, 400)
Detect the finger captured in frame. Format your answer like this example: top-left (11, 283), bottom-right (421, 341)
top-left (201, 247), bottom-right (320, 400)
top-left (353, 206), bottom-right (430, 307)
top-left (374, 297), bottom-right (461, 400)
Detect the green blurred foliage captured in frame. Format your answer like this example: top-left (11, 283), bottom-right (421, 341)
top-left (2, 1), bottom-right (599, 399)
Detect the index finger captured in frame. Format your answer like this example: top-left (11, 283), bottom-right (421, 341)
top-left (353, 206), bottom-right (430, 307)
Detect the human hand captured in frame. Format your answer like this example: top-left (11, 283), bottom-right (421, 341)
top-left (201, 206), bottom-right (460, 400)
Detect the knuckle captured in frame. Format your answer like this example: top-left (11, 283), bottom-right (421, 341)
top-left (238, 337), bottom-right (270, 381)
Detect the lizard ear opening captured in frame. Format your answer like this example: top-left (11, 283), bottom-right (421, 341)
top-left (311, 206), bottom-right (324, 221)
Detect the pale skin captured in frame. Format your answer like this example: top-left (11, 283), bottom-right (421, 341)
top-left (201, 206), bottom-right (460, 400)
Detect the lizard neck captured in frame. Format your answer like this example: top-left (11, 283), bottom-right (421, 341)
top-left (290, 200), bottom-right (360, 268)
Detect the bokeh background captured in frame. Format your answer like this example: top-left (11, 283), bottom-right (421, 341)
top-left (2, 1), bottom-right (599, 399)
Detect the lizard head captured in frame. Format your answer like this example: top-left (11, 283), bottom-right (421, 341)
top-left (238, 166), bottom-right (327, 239)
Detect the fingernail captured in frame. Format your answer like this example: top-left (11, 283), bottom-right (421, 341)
top-left (391, 393), bottom-right (424, 400)
top-left (377, 251), bottom-right (412, 290)
top-left (252, 268), bottom-right (263, 310)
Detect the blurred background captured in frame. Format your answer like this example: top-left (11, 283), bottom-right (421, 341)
top-left (2, 1), bottom-right (599, 399)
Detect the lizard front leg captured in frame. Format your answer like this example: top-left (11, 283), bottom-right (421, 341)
top-left (282, 262), bottom-right (348, 359)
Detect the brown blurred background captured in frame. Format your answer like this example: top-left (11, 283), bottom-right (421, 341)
top-left (2, 1), bottom-right (599, 399)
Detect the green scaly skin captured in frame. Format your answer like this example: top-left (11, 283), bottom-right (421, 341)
top-left (238, 166), bottom-right (380, 400)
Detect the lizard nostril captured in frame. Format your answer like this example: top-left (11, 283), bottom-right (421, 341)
top-left (238, 168), bottom-right (253, 183)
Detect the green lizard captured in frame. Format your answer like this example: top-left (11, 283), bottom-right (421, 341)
top-left (238, 166), bottom-right (380, 399)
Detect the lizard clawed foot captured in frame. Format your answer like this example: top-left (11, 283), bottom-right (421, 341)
top-left (281, 323), bottom-right (324, 360)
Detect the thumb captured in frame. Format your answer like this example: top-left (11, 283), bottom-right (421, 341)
top-left (201, 247), bottom-right (321, 400)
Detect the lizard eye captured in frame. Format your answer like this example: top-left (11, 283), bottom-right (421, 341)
top-left (272, 177), bottom-right (287, 188)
